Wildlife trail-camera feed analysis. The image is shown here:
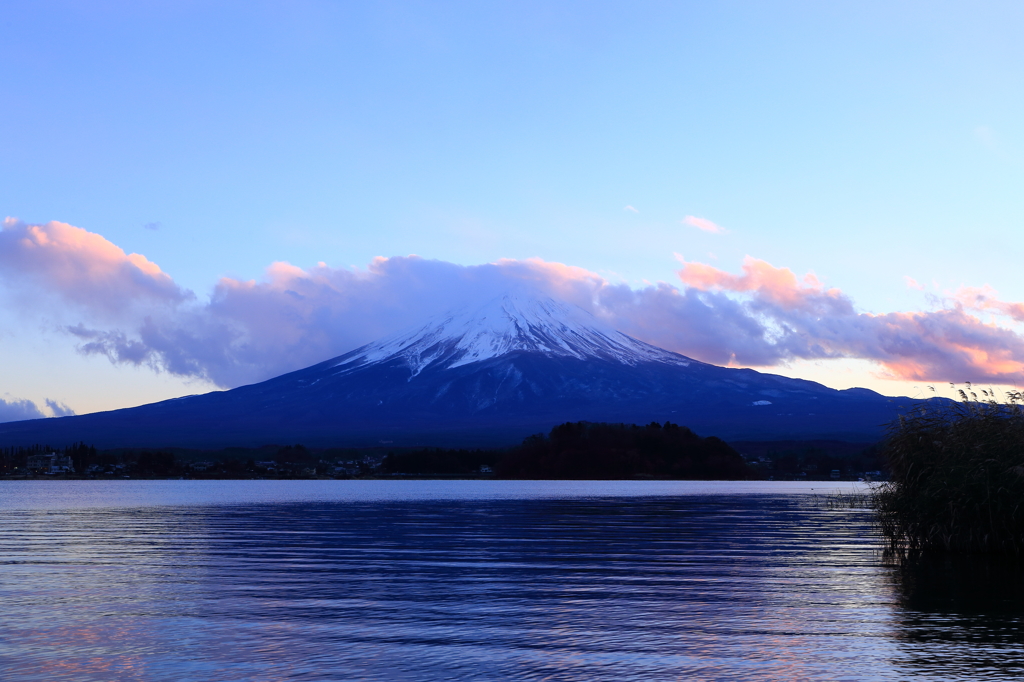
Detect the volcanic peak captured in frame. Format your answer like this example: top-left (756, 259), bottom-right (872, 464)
top-left (330, 292), bottom-right (693, 377)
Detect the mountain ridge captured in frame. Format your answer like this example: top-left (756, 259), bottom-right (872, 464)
top-left (0, 292), bottom-right (916, 448)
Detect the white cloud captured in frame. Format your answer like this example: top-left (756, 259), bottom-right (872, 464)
top-left (682, 215), bottom-right (727, 234)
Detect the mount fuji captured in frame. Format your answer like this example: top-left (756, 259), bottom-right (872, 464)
top-left (0, 292), bottom-right (912, 448)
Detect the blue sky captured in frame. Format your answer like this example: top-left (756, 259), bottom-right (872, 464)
top-left (3, 1), bottom-right (1024, 417)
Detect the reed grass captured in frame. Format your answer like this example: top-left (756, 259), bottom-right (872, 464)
top-left (875, 389), bottom-right (1024, 554)
top-left (820, 489), bottom-right (874, 509)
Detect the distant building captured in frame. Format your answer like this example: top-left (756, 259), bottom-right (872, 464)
top-left (26, 453), bottom-right (74, 474)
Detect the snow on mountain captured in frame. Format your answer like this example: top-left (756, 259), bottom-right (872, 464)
top-left (330, 292), bottom-right (692, 377)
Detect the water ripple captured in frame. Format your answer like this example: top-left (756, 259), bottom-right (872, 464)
top-left (1, 481), bottom-right (1022, 680)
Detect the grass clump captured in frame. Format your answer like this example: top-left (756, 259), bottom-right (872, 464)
top-left (821, 489), bottom-right (874, 509)
top-left (875, 389), bottom-right (1024, 554)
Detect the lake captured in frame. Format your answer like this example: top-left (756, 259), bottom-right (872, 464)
top-left (2, 480), bottom-right (1023, 680)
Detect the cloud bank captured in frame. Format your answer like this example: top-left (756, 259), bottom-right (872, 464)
top-left (3, 218), bottom-right (1024, 389)
top-left (675, 257), bottom-right (1024, 383)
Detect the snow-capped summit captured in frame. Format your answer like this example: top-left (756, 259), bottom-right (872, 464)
top-left (330, 291), bottom-right (692, 377)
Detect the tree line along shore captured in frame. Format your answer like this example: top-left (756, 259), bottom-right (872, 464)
top-left (1, 421), bottom-right (883, 481)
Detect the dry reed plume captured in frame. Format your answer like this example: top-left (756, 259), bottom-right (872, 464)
top-left (875, 386), bottom-right (1024, 554)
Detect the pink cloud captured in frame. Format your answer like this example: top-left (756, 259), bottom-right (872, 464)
top-left (677, 258), bottom-right (1024, 383)
top-left (0, 218), bottom-right (189, 318)
top-left (678, 256), bottom-right (849, 313)
top-left (951, 285), bottom-right (1024, 322)
top-left (904, 276), bottom-right (925, 291)
top-left (682, 215), bottom-right (727, 234)
top-left (4, 219), bottom-right (1024, 388)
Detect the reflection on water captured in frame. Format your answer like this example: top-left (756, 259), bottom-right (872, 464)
top-left (0, 481), bottom-right (1022, 681)
top-left (887, 552), bottom-right (1024, 679)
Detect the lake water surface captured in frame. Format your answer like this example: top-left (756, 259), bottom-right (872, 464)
top-left (2, 480), bottom-right (1023, 680)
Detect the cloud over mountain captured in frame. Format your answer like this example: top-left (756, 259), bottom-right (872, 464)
top-left (3, 219), bottom-right (1024, 388)
top-left (677, 257), bottom-right (1024, 383)
top-left (0, 398), bottom-right (45, 423)
top-left (0, 396), bottom-right (74, 423)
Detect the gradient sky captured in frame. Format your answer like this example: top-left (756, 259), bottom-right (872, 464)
top-left (3, 1), bottom-right (1024, 419)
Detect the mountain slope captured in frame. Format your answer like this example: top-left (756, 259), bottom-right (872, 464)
top-left (0, 293), bottom-right (914, 448)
